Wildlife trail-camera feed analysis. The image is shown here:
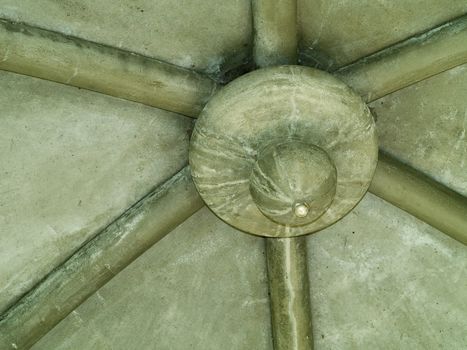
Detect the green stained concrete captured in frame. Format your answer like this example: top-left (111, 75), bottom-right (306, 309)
top-left (32, 207), bottom-right (273, 350)
top-left (0, 167), bottom-right (204, 349)
top-left (30, 194), bottom-right (467, 349)
top-left (0, 1), bottom-right (466, 348)
top-left (370, 63), bottom-right (467, 196)
top-left (369, 152), bottom-right (467, 246)
top-left (308, 193), bottom-right (467, 349)
top-left (298, 0), bottom-right (467, 68)
top-left (0, 0), bottom-right (251, 75)
top-left (266, 237), bottom-right (313, 350)
top-left (0, 70), bottom-right (191, 314)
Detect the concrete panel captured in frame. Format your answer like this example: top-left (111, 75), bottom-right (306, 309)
top-left (369, 64), bottom-right (467, 196)
top-left (32, 208), bottom-right (272, 350)
top-left (31, 194), bottom-right (467, 349)
top-left (299, 0), bottom-right (467, 68)
top-left (0, 0), bottom-right (251, 74)
top-left (308, 193), bottom-right (467, 349)
top-left (0, 71), bottom-right (191, 314)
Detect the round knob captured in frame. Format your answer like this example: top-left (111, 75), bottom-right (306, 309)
top-left (249, 141), bottom-right (337, 226)
top-left (189, 66), bottom-right (378, 237)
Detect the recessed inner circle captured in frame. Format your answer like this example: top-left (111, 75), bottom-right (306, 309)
top-left (249, 141), bottom-right (337, 227)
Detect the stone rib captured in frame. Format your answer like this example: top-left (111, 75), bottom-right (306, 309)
top-left (336, 15), bottom-right (467, 102)
top-left (0, 166), bottom-right (204, 349)
top-left (0, 18), bottom-right (218, 117)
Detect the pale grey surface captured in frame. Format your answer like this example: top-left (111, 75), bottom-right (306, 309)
top-left (308, 193), bottom-right (467, 349)
top-left (299, 0), bottom-right (467, 68)
top-left (370, 63), bottom-right (467, 196)
top-left (0, 71), bottom-right (191, 314)
top-left (1, 1), bottom-right (467, 348)
top-left (32, 207), bottom-right (272, 350)
top-left (31, 195), bottom-right (467, 350)
top-left (0, 0), bottom-right (251, 74)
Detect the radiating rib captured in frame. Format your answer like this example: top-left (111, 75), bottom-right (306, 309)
top-left (0, 19), bottom-right (218, 117)
top-left (336, 15), bottom-right (467, 103)
top-left (370, 152), bottom-right (467, 245)
top-left (252, 0), bottom-right (298, 67)
top-left (266, 237), bottom-right (314, 350)
top-left (0, 166), bottom-right (204, 349)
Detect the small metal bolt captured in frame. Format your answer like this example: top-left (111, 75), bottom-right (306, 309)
top-left (294, 203), bottom-right (309, 218)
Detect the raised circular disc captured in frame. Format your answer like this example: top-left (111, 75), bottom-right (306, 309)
top-left (190, 65), bottom-right (378, 237)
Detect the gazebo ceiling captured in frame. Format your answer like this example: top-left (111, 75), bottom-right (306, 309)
top-left (0, 1), bottom-right (466, 349)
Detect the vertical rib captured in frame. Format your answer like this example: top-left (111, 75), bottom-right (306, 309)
top-left (266, 237), bottom-right (314, 350)
top-left (253, 0), bottom-right (298, 67)
top-left (0, 19), bottom-right (218, 117)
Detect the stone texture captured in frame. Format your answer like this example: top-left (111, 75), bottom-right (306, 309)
top-left (0, 1), bottom-right (466, 348)
top-left (266, 237), bottom-right (313, 350)
top-left (190, 66), bottom-right (377, 237)
top-left (0, 71), bottom-right (191, 314)
top-left (32, 208), bottom-right (272, 350)
top-left (369, 153), bottom-right (467, 246)
top-left (0, 19), bottom-right (219, 118)
top-left (253, 0), bottom-right (297, 67)
top-left (298, 0), bottom-right (467, 68)
top-left (0, 167), bottom-right (204, 350)
top-left (250, 141), bottom-right (337, 227)
top-left (30, 195), bottom-right (467, 350)
top-left (0, 0), bottom-right (252, 75)
top-left (308, 193), bottom-right (467, 349)
top-left (369, 63), bottom-right (467, 196)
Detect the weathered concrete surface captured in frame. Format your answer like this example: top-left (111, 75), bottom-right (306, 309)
top-left (369, 64), bottom-right (467, 197)
top-left (0, 167), bottom-right (203, 349)
top-left (0, 71), bottom-right (191, 315)
top-left (32, 208), bottom-right (272, 350)
top-left (336, 15), bottom-right (467, 103)
top-left (308, 193), bottom-right (467, 349)
top-left (298, 0), bottom-right (467, 69)
top-left (0, 0), bottom-right (251, 75)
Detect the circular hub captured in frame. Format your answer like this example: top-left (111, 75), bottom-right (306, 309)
top-left (189, 65), bottom-right (378, 237)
